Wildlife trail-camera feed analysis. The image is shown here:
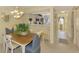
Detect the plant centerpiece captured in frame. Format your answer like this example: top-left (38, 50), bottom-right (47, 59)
top-left (15, 23), bottom-right (29, 36)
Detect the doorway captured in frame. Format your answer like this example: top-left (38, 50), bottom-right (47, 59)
top-left (55, 11), bottom-right (74, 45)
top-left (57, 16), bottom-right (68, 44)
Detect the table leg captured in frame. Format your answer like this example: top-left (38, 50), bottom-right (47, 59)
top-left (22, 45), bottom-right (25, 53)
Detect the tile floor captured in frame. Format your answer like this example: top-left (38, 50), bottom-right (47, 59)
top-left (0, 39), bottom-right (79, 53)
top-left (41, 40), bottom-right (79, 53)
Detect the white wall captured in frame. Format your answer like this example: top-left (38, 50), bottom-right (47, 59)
top-left (73, 8), bottom-right (79, 47)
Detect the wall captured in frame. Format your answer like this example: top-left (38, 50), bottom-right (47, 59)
top-left (73, 8), bottom-right (79, 47)
top-left (67, 11), bottom-right (74, 42)
top-left (73, 8), bottom-right (77, 45)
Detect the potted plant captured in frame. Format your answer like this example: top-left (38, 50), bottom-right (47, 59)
top-left (15, 23), bottom-right (29, 35)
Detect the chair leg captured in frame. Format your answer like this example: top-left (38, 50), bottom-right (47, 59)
top-left (11, 49), bottom-right (13, 53)
top-left (4, 43), bottom-right (6, 53)
top-left (6, 46), bottom-right (8, 53)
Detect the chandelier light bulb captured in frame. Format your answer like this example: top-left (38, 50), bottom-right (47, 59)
top-left (20, 11), bottom-right (24, 14)
top-left (14, 10), bottom-right (18, 13)
top-left (16, 15), bottom-right (20, 18)
top-left (11, 11), bottom-right (14, 14)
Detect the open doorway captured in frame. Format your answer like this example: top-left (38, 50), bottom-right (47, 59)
top-left (55, 11), bottom-right (74, 45)
top-left (57, 16), bottom-right (68, 44)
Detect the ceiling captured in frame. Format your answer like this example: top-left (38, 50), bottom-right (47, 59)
top-left (54, 6), bottom-right (74, 11)
top-left (53, 6), bottom-right (74, 14)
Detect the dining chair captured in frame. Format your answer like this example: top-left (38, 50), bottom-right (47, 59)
top-left (25, 34), bottom-right (40, 53)
top-left (29, 29), bottom-right (42, 37)
top-left (5, 34), bottom-right (20, 53)
top-left (5, 28), bottom-right (14, 34)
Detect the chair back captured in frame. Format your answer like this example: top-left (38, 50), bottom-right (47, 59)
top-left (5, 34), bottom-right (13, 48)
top-left (5, 28), bottom-right (14, 34)
top-left (32, 34), bottom-right (40, 50)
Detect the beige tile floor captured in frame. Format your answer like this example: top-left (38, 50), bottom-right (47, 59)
top-left (0, 39), bottom-right (79, 53)
top-left (41, 40), bottom-right (79, 53)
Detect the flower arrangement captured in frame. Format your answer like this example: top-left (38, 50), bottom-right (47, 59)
top-left (15, 23), bottom-right (29, 35)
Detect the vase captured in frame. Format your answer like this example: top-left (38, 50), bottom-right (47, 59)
top-left (20, 32), bottom-right (28, 36)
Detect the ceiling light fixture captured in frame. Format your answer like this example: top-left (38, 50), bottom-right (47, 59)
top-left (11, 7), bottom-right (24, 19)
top-left (60, 11), bottom-right (65, 13)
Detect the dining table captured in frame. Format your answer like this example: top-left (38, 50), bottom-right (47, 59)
top-left (11, 33), bottom-right (35, 53)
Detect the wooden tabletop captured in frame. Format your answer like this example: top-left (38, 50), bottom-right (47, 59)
top-left (11, 33), bottom-right (35, 45)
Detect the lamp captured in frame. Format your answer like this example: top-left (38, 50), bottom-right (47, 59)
top-left (10, 7), bottom-right (24, 19)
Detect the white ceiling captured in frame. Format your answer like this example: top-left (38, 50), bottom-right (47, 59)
top-left (54, 6), bottom-right (74, 11)
top-left (0, 6), bottom-right (74, 14)
top-left (0, 6), bottom-right (74, 10)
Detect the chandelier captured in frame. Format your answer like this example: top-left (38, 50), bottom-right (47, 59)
top-left (10, 7), bottom-right (24, 19)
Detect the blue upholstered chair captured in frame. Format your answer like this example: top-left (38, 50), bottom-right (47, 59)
top-left (25, 34), bottom-right (40, 53)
